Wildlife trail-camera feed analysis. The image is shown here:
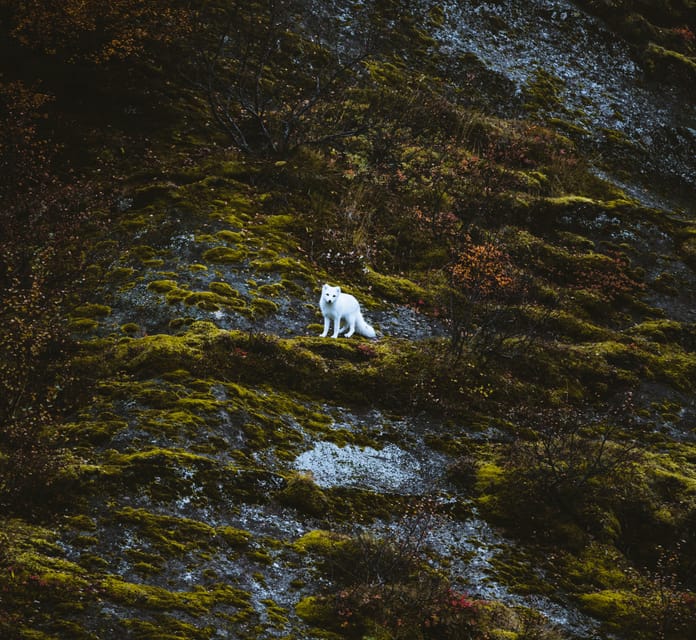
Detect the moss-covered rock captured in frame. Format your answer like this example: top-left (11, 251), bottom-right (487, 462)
top-left (363, 267), bottom-right (431, 304)
top-left (71, 303), bottom-right (112, 318)
top-left (278, 472), bottom-right (330, 516)
top-left (295, 595), bottom-right (336, 626)
top-left (202, 246), bottom-right (248, 264)
top-left (578, 590), bottom-right (640, 632)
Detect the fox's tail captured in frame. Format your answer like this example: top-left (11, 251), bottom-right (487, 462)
top-left (356, 313), bottom-right (376, 338)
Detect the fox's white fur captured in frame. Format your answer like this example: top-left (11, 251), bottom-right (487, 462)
top-left (319, 284), bottom-right (376, 339)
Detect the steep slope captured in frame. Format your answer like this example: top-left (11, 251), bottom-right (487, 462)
top-left (436, 0), bottom-right (695, 209)
top-left (2, 2), bottom-right (696, 640)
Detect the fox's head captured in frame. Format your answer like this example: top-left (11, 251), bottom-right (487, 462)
top-left (322, 284), bottom-right (341, 304)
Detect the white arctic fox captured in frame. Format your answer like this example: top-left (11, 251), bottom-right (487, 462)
top-left (319, 284), bottom-right (376, 339)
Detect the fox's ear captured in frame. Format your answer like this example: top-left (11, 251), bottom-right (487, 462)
top-left (336, 286), bottom-right (341, 294)
top-left (322, 283), bottom-right (328, 291)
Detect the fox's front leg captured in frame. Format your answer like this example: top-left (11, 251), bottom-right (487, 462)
top-left (332, 319), bottom-right (341, 338)
top-left (321, 316), bottom-right (330, 337)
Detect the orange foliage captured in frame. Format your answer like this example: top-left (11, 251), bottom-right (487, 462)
top-left (0, 80), bottom-right (56, 214)
top-left (0, 77), bottom-right (99, 510)
top-left (4, 0), bottom-right (194, 61)
top-left (451, 239), bottom-right (517, 299)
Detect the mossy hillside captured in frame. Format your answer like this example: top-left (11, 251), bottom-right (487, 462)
top-left (48, 314), bottom-right (532, 637)
top-left (291, 522), bottom-right (568, 640)
top-left (278, 473), bottom-right (331, 517)
top-left (21, 176), bottom-right (694, 633)
top-left (0, 525), bottom-right (95, 638)
top-left (6, 4), bottom-right (695, 637)
top-left (572, 340), bottom-right (696, 392)
top-left (69, 355), bottom-right (384, 449)
top-left (91, 308), bottom-right (696, 432)
top-left (49, 487), bottom-right (321, 636)
top-left (0, 520), bottom-right (247, 639)
top-left (68, 302), bottom-right (112, 333)
top-left (61, 341), bottom-right (428, 525)
top-left (574, 0), bottom-right (696, 90)
top-left (7, 476), bottom-right (320, 638)
top-left (613, 444), bottom-right (696, 565)
top-left (112, 507), bottom-right (251, 556)
top-left (78, 169), bottom-right (337, 339)
top-left (522, 68), bottom-right (568, 117)
top-left (102, 324), bottom-right (392, 407)
top-left (508, 195), bottom-right (643, 235)
top-left (66, 418), bottom-right (426, 535)
top-left (101, 575), bottom-right (252, 616)
top-left (79, 101), bottom-right (683, 382)
top-left (56, 162), bottom-right (696, 639)
top-left (465, 436), bottom-right (696, 625)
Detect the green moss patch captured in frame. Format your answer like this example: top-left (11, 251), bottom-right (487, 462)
top-left (363, 267), bottom-right (430, 304)
top-left (209, 281), bottom-right (242, 298)
top-left (578, 590), bottom-right (640, 632)
top-left (292, 529), bottom-right (349, 555)
top-left (101, 575), bottom-right (251, 615)
top-left (114, 507), bottom-right (250, 555)
top-left (68, 317), bottom-right (100, 332)
top-left (278, 472), bottom-right (330, 516)
top-left (202, 246), bottom-right (248, 264)
top-left (71, 303), bottom-right (112, 318)
top-left (147, 279), bottom-right (179, 293)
